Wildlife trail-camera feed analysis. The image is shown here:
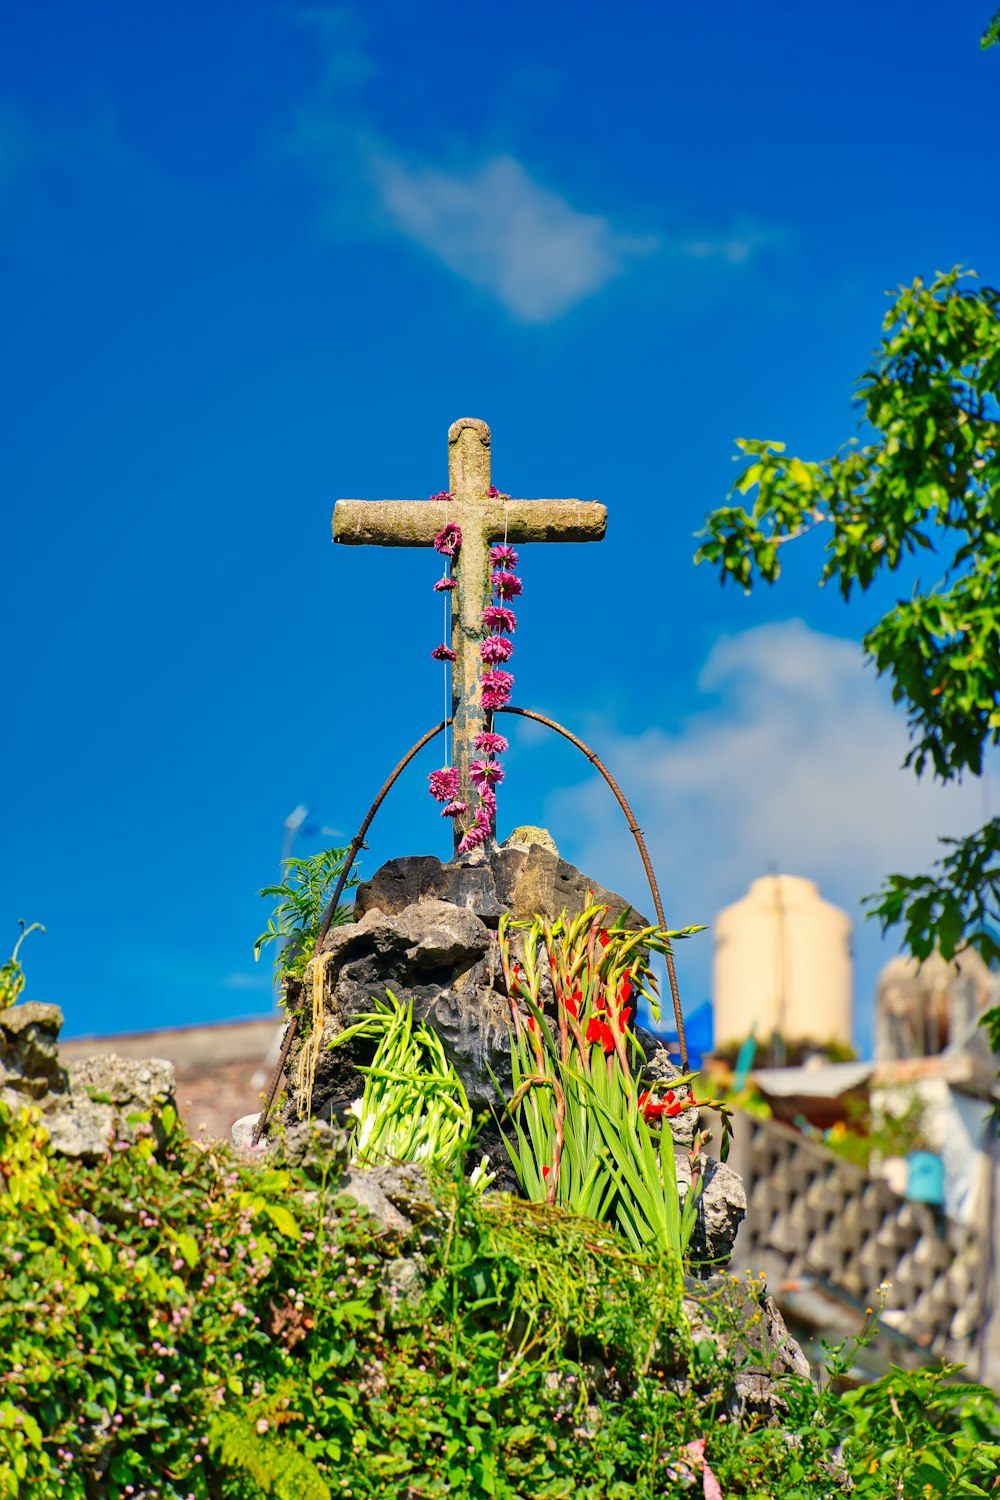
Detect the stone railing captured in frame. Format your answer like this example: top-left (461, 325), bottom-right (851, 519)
top-left (725, 1111), bottom-right (986, 1363)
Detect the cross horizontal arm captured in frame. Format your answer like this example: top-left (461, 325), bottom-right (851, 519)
top-left (333, 498), bottom-right (607, 547)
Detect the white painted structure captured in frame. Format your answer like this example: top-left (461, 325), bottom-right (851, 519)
top-left (713, 874), bottom-right (852, 1049)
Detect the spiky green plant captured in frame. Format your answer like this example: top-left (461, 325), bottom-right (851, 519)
top-left (494, 904), bottom-right (731, 1259)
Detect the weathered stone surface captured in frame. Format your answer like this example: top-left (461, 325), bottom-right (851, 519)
top-left (676, 1151), bottom-right (748, 1273)
top-left (1, 1001), bottom-right (67, 1100)
top-left (354, 846), bottom-right (649, 933)
top-left (683, 1273), bottom-right (811, 1417)
top-left (492, 844), bottom-right (650, 928)
top-left (355, 857), bottom-right (506, 925)
top-left (232, 1112), bottom-right (262, 1150)
top-left (337, 1162), bottom-right (435, 1237)
top-left (503, 826), bottom-right (558, 856)
top-left (43, 1056), bottom-right (176, 1160)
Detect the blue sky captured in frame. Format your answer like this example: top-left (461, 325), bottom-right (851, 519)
top-left (2, 1), bottom-right (997, 1055)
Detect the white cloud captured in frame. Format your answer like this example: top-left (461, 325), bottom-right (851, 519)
top-left (285, 11), bottom-right (788, 323)
top-left (674, 216), bottom-right (790, 266)
top-left (367, 152), bottom-right (657, 324)
top-left (546, 621), bottom-right (992, 1039)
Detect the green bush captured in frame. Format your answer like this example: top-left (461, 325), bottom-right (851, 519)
top-left (3, 1095), bottom-right (1000, 1498)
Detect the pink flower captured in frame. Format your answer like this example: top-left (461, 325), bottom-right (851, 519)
top-left (479, 784), bottom-right (497, 816)
top-left (491, 570), bottom-right (522, 599)
top-left (474, 731), bottom-right (509, 754)
top-left (480, 635), bottom-right (514, 665)
top-left (482, 687), bottom-right (513, 711)
top-left (434, 523), bottom-right (462, 557)
top-left (479, 669), bottom-right (512, 696)
top-left (433, 577), bottom-right (457, 593)
top-left (429, 490), bottom-right (453, 503)
top-left (474, 804), bottom-right (492, 831)
top-left (440, 799), bottom-right (468, 818)
top-left (458, 821), bottom-right (489, 854)
top-left (428, 766), bottom-right (460, 803)
top-left (481, 605), bottom-right (516, 634)
top-left (470, 759), bottom-right (504, 789)
top-left (489, 544), bottom-right (519, 567)
top-left (431, 643), bottom-right (457, 662)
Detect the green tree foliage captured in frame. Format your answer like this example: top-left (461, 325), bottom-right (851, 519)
top-left (696, 269), bottom-right (1000, 971)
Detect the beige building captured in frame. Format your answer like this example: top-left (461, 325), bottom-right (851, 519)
top-left (713, 874), bottom-right (852, 1051)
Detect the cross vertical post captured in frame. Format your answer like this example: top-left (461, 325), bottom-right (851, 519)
top-left (448, 418), bottom-right (492, 849)
top-left (332, 418), bottom-right (607, 861)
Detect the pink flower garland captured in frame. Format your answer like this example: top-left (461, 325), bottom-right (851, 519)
top-left (425, 485), bottom-right (524, 855)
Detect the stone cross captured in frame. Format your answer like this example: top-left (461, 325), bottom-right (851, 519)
top-left (333, 418), bottom-right (606, 855)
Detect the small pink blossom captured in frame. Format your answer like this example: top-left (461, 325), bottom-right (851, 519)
top-left (428, 766), bottom-right (460, 803)
top-left (481, 604), bottom-right (516, 633)
top-left (491, 569), bottom-right (522, 599)
top-left (433, 577), bottom-right (457, 592)
top-left (481, 669), bottom-right (514, 711)
top-left (474, 731), bottom-right (509, 754)
top-left (458, 821), bottom-right (489, 855)
top-left (489, 544), bottom-right (519, 567)
top-left (434, 522), bottom-right (462, 557)
top-left (431, 643), bottom-right (457, 662)
top-left (479, 784), bottom-right (497, 816)
top-left (440, 799), bottom-right (468, 818)
top-left (429, 490), bottom-right (453, 503)
top-left (470, 759), bottom-right (504, 789)
top-left (480, 635), bottom-right (514, 665)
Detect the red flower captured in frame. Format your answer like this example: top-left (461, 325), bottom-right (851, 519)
top-left (619, 976), bottom-right (632, 1004)
top-left (586, 1016), bottom-right (616, 1054)
top-left (598, 930), bottom-right (610, 949)
top-left (563, 988), bottom-right (582, 1019)
top-left (541, 1165), bottom-right (551, 1179)
top-left (638, 1086), bottom-right (688, 1122)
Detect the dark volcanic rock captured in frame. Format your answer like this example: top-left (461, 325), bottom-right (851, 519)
top-left (290, 837), bottom-right (648, 1129)
top-left (354, 847), bottom-right (649, 932)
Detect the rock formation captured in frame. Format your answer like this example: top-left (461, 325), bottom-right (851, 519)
top-left (277, 834), bottom-right (747, 1269)
top-left (1, 1000), bottom-right (176, 1160)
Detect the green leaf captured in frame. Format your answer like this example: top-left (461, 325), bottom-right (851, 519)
top-left (174, 1232), bottom-right (200, 1268)
top-left (263, 1203), bottom-right (301, 1239)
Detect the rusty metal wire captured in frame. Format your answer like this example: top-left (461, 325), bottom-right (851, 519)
top-left (249, 706), bottom-right (687, 1146)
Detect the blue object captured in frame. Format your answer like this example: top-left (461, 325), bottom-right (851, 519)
top-left (905, 1150), bottom-right (944, 1206)
top-left (656, 999), bottom-right (713, 1072)
top-left (733, 1025), bottom-right (758, 1091)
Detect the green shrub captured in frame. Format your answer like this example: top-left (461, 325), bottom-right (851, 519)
top-left (3, 1091), bottom-right (999, 1498)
